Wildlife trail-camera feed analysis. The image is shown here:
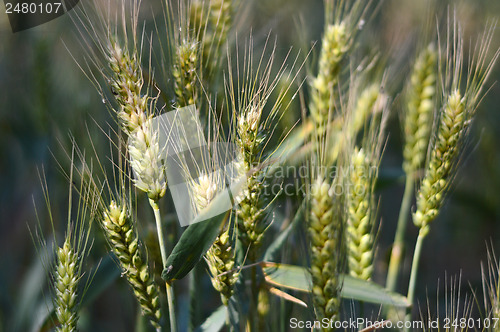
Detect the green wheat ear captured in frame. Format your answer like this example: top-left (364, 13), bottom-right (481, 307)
top-left (235, 105), bottom-right (267, 253)
top-left (308, 177), bottom-right (342, 325)
top-left (413, 21), bottom-right (500, 231)
top-left (413, 89), bottom-right (464, 230)
top-left (173, 39), bottom-right (199, 107)
top-left (310, 22), bottom-right (350, 132)
top-left (205, 227), bottom-right (238, 305)
top-left (309, 0), bottom-right (372, 135)
top-left (346, 148), bottom-right (375, 280)
top-left (102, 201), bottom-right (162, 330)
top-left (403, 43), bottom-right (437, 177)
top-left (106, 40), bottom-right (167, 201)
top-left (54, 237), bottom-right (79, 332)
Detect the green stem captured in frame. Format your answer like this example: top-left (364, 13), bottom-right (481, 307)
top-left (149, 198), bottom-right (177, 332)
top-left (249, 261), bottom-right (258, 331)
top-left (386, 175), bottom-right (415, 291)
top-left (405, 226), bottom-right (429, 330)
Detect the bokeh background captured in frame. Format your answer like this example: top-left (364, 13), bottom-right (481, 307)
top-left (1, 0), bottom-right (500, 330)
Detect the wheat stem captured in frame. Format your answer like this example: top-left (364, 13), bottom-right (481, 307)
top-left (149, 198), bottom-right (177, 332)
top-left (386, 175), bottom-right (414, 291)
top-left (405, 226), bottom-right (429, 329)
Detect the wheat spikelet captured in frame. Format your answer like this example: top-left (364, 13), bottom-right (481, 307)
top-left (403, 44), bottom-right (437, 176)
top-left (308, 177), bottom-right (342, 325)
top-left (102, 201), bottom-right (162, 330)
top-left (54, 238), bottom-right (79, 332)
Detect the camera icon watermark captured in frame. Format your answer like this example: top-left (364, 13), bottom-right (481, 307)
top-left (145, 105), bottom-right (245, 227)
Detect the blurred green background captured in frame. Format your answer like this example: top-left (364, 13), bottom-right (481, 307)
top-left (1, 0), bottom-right (500, 330)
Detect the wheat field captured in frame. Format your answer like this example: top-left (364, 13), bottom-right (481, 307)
top-left (1, 0), bottom-right (500, 331)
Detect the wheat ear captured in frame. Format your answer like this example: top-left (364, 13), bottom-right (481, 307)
top-left (347, 148), bottom-right (375, 280)
top-left (206, 227), bottom-right (237, 305)
top-left (308, 178), bottom-right (342, 325)
top-left (413, 89), bottom-right (464, 230)
top-left (309, 0), bottom-right (371, 134)
top-left (205, 0), bottom-right (233, 72)
top-left (310, 22), bottom-right (350, 132)
top-left (102, 201), bottom-right (162, 330)
top-left (173, 40), bottom-right (199, 107)
top-left (403, 44), bottom-right (438, 177)
top-left (350, 83), bottom-right (381, 135)
top-left (107, 42), bottom-right (167, 201)
top-left (407, 20), bottom-right (500, 320)
top-left (235, 105), bottom-right (267, 253)
top-left (386, 44), bottom-right (438, 293)
top-left (54, 237), bottom-right (79, 332)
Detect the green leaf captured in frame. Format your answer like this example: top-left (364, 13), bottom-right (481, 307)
top-left (341, 275), bottom-right (410, 308)
top-left (262, 262), bottom-right (311, 292)
top-left (263, 199), bottom-right (305, 262)
top-left (13, 246), bottom-right (53, 332)
top-left (194, 305), bottom-right (227, 332)
top-left (161, 179), bottom-right (239, 281)
top-left (162, 167), bottom-right (251, 281)
top-left (162, 210), bottom-right (230, 281)
top-left (261, 263), bottom-right (410, 307)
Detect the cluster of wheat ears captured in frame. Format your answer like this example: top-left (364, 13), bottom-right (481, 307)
top-left (35, 0), bottom-right (500, 331)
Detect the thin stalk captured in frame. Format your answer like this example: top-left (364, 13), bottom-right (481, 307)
top-left (249, 263), bottom-right (258, 331)
top-left (405, 226), bottom-right (429, 329)
top-left (386, 175), bottom-right (414, 291)
top-left (188, 265), bottom-right (202, 332)
top-left (149, 198), bottom-right (177, 332)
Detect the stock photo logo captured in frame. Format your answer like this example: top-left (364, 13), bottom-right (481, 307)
top-left (4, 0), bottom-right (79, 32)
top-left (135, 105), bottom-right (245, 227)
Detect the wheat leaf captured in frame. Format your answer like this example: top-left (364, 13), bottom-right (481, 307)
top-left (261, 262), bottom-right (410, 307)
